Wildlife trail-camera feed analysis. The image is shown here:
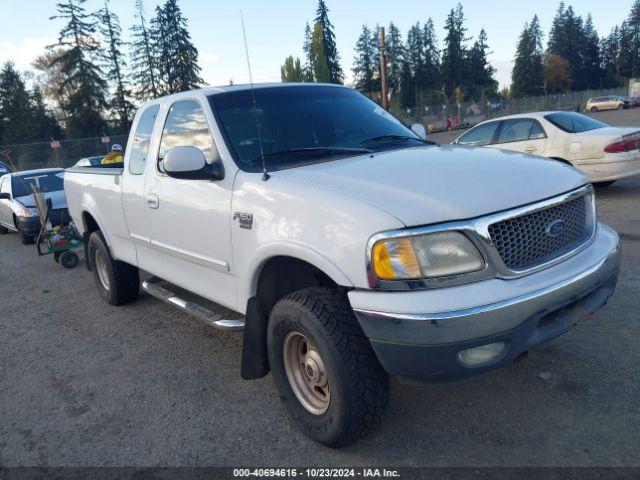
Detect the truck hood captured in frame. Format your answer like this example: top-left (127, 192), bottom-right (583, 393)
top-left (15, 190), bottom-right (67, 210)
top-left (272, 145), bottom-right (588, 227)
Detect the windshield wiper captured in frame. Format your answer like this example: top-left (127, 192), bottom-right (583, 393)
top-left (249, 147), bottom-right (372, 166)
top-left (360, 134), bottom-right (436, 146)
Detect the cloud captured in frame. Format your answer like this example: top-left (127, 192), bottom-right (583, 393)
top-left (491, 58), bottom-right (513, 89)
top-left (0, 37), bottom-right (55, 72)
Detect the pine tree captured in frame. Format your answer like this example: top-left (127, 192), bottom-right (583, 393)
top-left (581, 14), bottom-right (602, 88)
top-left (302, 23), bottom-right (315, 81)
top-left (547, 4), bottom-right (587, 90)
top-left (618, 21), bottom-right (634, 78)
top-left (152, 0), bottom-right (203, 94)
top-left (386, 23), bottom-right (405, 97)
top-left (0, 63), bottom-right (36, 145)
top-left (405, 23), bottom-right (425, 104)
top-left (511, 16), bottom-right (544, 98)
top-left (422, 19), bottom-right (441, 95)
top-left (314, 0), bottom-right (343, 84)
top-left (49, 0), bottom-right (107, 137)
top-left (465, 29), bottom-right (497, 100)
top-left (627, 0), bottom-right (640, 77)
top-left (353, 25), bottom-right (378, 95)
top-left (600, 26), bottom-right (621, 86)
top-left (441, 4), bottom-right (467, 97)
top-left (310, 22), bottom-right (330, 83)
top-left (30, 86), bottom-right (63, 141)
top-left (130, 0), bottom-right (159, 100)
top-left (98, 0), bottom-right (133, 132)
top-left (281, 56), bottom-right (304, 82)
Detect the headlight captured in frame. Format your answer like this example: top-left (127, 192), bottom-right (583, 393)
top-left (21, 207), bottom-right (39, 218)
top-left (371, 231), bottom-right (485, 280)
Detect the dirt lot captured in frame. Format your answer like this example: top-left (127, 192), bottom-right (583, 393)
top-left (1, 109), bottom-right (640, 467)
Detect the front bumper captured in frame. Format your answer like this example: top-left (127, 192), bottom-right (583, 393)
top-left (350, 223), bottom-right (620, 379)
top-left (16, 216), bottom-right (41, 237)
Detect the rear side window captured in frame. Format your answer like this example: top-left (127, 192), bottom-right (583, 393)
top-left (530, 121), bottom-right (547, 139)
top-left (158, 100), bottom-right (220, 173)
top-left (129, 104), bottom-right (160, 175)
top-left (497, 119), bottom-right (534, 144)
top-left (457, 122), bottom-right (499, 146)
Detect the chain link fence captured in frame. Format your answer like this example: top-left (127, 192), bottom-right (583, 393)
top-left (392, 87), bottom-right (629, 133)
top-left (0, 134), bottom-right (129, 172)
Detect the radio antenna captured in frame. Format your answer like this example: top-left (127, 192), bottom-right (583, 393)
top-left (240, 11), bottom-right (269, 181)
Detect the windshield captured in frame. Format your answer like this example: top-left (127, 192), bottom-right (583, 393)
top-left (544, 112), bottom-right (609, 133)
top-left (12, 171), bottom-right (64, 198)
top-left (209, 86), bottom-right (429, 171)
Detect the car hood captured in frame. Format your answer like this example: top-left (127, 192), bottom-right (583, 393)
top-left (15, 190), bottom-right (67, 210)
top-left (272, 145), bottom-right (588, 227)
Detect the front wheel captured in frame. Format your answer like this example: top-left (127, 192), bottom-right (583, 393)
top-left (267, 287), bottom-right (389, 447)
top-left (617, 104), bottom-right (624, 110)
top-left (590, 106), bottom-right (598, 112)
top-left (88, 231), bottom-right (139, 305)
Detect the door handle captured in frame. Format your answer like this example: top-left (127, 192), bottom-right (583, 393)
top-left (146, 194), bottom-right (159, 209)
top-left (524, 146), bottom-right (537, 153)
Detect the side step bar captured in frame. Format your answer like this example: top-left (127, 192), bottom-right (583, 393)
top-left (141, 277), bottom-right (245, 332)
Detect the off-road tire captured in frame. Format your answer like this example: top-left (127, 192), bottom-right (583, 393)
top-left (267, 287), bottom-right (389, 447)
top-left (88, 231), bottom-right (139, 305)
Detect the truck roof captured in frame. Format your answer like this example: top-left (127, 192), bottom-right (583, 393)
top-left (138, 82), bottom-right (347, 108)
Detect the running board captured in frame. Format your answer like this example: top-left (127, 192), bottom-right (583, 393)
top-left (141, 277), bottom-right (245, 332)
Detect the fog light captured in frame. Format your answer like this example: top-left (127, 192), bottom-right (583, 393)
top-left (457, 341), bottom-right (507, 368)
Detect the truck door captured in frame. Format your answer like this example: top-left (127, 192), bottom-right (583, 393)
top-left (143, 99), bottom-right (236, 309)
top-left (121, 104), bottom-right (161, 267)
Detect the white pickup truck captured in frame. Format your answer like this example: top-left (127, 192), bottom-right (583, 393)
top-left (65, 83), bottom-right (620, 447)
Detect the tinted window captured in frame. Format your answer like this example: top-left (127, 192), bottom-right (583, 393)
top-left (544, 112), bottom-right (609, 133)
top-left (158, 100), bottom-right (220, 172)
top-left (497, 119), bottom-right (534, 144)
top-left (129, 104), bottom-right (160, 175)
top-left (457, 122), bottom-right (499, 146)
top-left (209, 86), bottom-right (425, 171)
top-left (530, 121), bottom-right (546, 139)
top-left (12, 171), bottom-right (64, 198)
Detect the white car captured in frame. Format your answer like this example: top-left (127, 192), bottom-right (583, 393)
top-left (452, 111), bottom-right (640, 185)
top-left (64, 84), bottom-right (620, 447)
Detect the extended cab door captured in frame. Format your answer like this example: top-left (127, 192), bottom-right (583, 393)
top-left (492, 118), bottom-right (548, 156)
top-left (143, 99), bottom-right (237, 309)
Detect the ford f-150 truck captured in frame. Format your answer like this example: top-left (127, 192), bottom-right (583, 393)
top-left (65, 83), bottom-right (620, 447)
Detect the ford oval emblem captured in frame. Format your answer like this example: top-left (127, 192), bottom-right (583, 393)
top-left (546, 219), bottom-right (566, 237)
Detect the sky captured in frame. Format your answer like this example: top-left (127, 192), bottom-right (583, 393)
top-left (0, 0), bottom-right (634, 90)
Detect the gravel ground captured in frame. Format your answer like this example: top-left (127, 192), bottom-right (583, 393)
top-left (1, 109), bottom-right (640, 467)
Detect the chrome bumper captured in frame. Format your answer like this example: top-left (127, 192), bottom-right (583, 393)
top-left (350, 223), bottom-right (620, 378)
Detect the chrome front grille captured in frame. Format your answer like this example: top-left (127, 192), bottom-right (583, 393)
top-left (488, 193), bottom-right (593, 271)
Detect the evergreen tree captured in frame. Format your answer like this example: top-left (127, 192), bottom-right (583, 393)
top-left (465, 29), bottom-right (497, 100)
top-left (581, 14), bottom-right (602, 88)
top-left (49, 0), bottom-right (107, 137)
top-left (152, 0), bottom-right (203, 94)
top-left (310, 22), bottom-right (330, 83)
top-left (98, 0), bottom-right (133, 132)
top-left (353, 25), bottom-right (378, 95)
top-left (511, 16), bottom-right (544, 98)
top-left (0, 63), bottom-right (35, 145)
top-left (618, 21), bottom-right (634, 78)
top-left (302, 23), bottom-right (315, 81)
top-left (281, 56), bottom-right (304, 82)
top-left (30, 86), bottom-right (63, 141)
top-left (130, 0), bottom-right (159, 100)
top-left (405, 23), bottom-right (424, 104)
top-left (386, 23), bottom-right (405, 97)
top-left (627, 0), bottom-right (640, 77)
top-left (600, 26), bottom-right (621, 86)
top-left (441, 4), bottom-right (467, 97)
top-left (421, 19), bottom-right (441, 95)
top-left (314, 0), bottom-right (343, 84)
top-left (547, 3), bottom-right (587, 90)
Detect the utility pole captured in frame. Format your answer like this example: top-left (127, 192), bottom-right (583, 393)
top-left (379, 26), bottom-right (389, 110)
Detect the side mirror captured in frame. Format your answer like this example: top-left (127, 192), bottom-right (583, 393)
top-left (411, 123), bottom-right (427, 140)
top-left (0, 192), bottom-right (10, 200)
top-left (164, 146), bottom-right (224, 181)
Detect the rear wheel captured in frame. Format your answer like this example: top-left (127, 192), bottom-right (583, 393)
top-left (590, 106), bottom-right (598, 112)
top-left (59, 250), bottom-right (79, 269)
top-left (88, 231), bottom-right (139, 305)
top-left (617, 104), bottom-right (624, 110)
top-left (267, 287), bottom-right (389, 447)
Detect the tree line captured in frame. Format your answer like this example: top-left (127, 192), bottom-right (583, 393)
top-left (0, 0), bottom-right (202, 148)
